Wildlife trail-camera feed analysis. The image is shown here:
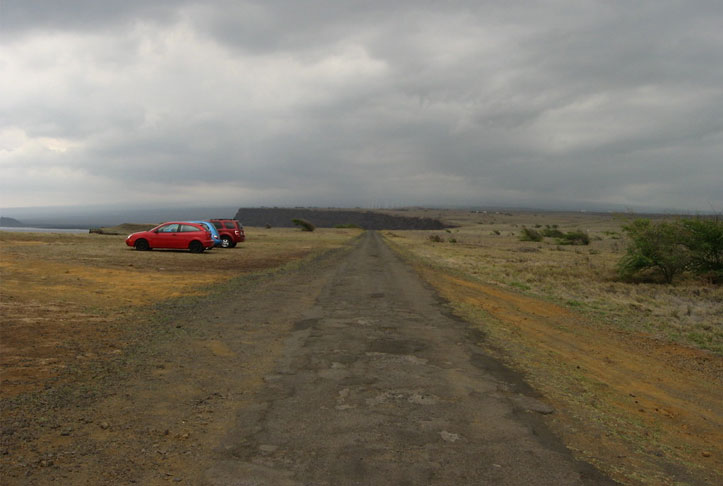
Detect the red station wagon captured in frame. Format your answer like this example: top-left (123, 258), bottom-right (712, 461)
top-left (125, 222), bottom-right (216, 253)
top-left (208, 219), bottom-right (245, 248)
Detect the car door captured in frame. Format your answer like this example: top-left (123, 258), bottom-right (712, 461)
top-left (178, 223), bottom-right (203, 249)
top-left (153, 223), bottom-right (180, 249)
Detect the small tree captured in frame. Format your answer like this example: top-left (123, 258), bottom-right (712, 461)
top-left (292, 218), bottom-right (315, 232)
top-left (617, 219), bottom-right (690, 283)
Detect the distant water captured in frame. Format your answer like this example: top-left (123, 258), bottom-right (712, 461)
top-left (0, 226), bottom-right (89, 234)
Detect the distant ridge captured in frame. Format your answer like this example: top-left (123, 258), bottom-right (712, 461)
top-left (234, 208), bottom-right (450, 230)
top-left (0, 216), bottom-right (23, 227)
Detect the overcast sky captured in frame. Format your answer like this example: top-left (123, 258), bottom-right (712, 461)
top-left (1, 1), bottom-right (721, 212)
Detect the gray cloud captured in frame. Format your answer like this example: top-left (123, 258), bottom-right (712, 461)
top-left (1, 0), bottom-right (722, 212)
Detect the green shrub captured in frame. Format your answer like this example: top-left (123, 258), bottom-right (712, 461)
top-left (617, 217), bottom-right (723, 284)
top-left (292, 218), bottom-right (316, 232)
top-left (429, 234), bottom-right (444, 243)
top-left (519, 226), bottom-right (543, 242)
top-left (557, 230), bottom-right (590, 245)
top-left (617, 219), bottom-right (689, 283)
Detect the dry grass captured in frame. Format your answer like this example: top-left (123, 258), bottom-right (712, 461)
top-left (0, 227), bottom-right (360, 397)
top-left (385, 211), bottom-right (722, 354)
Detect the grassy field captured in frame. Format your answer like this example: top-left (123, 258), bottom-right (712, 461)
top-left (383, 210), bottom-right (722, 486)
top-left (0, 227), bottom-right (361, 399)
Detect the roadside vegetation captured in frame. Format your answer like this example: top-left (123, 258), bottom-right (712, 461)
top-left (618, 217), bottom-right (722, 284)
top-left (384, 210), bottom-right (722, 486)
top-left (404, 213), bottom-right (722, 354)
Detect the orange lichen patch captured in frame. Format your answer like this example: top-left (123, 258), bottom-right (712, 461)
top-left (0, 254), bottom-right (217, 307)
top-left (417, 267), bottom-right (723, 485)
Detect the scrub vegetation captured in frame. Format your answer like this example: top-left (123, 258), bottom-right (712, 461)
top-left (386, 211), bottom-right (722, 354)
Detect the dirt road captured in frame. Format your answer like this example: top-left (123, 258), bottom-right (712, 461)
top-left (2, 231), bottom-right (615, 485)
top-left (202, 231), bottom-right (613, 485)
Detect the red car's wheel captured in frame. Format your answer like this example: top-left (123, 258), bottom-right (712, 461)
top-left (135, 239), bottom-right (150, 251)
top-left (189, 240), bottom-right (204, 253)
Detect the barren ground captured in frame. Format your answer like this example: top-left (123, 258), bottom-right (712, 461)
top-left (1, 214), bottom-right (721, 485)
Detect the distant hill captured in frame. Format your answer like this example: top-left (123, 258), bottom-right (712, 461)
top-left (0, 216), bottom-right (23, 227)
top-left (234, 208), bottom-right (450, 230)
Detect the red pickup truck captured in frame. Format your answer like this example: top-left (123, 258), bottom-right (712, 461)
top-left (208, 219), bottom-right (245, 248)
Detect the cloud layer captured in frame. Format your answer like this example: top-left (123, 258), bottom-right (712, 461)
top-left (2, 1), bottom-right (722, 211)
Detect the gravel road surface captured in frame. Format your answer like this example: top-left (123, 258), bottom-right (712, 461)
top-left (203, 231), bottom-right (615, 485)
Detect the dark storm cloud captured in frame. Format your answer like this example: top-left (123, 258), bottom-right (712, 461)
top-left (1, 1), bottom-right (722, 211)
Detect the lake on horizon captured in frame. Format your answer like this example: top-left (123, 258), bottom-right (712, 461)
top-left (0, 226), bottom-right (89, 234)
